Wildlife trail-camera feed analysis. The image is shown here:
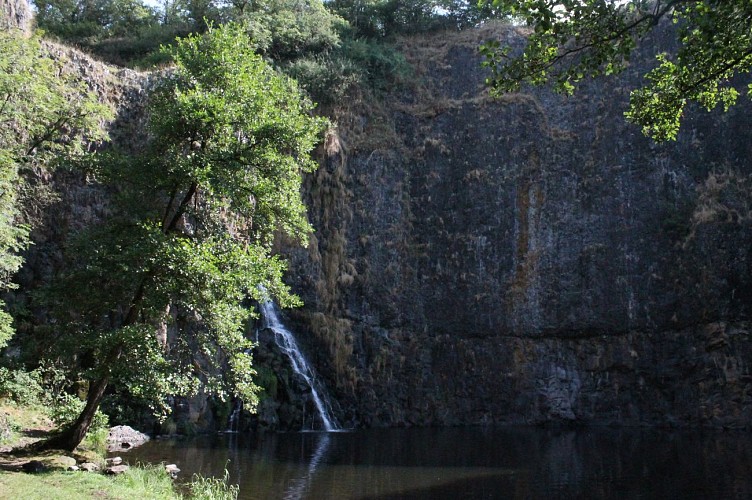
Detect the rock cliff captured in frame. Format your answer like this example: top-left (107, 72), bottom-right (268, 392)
top-left (1, 0), bottom-right (31, 32)
top-left (9, 20), bottom-right (752, 430)
top-left (278, 23), bottom-right (752, 429)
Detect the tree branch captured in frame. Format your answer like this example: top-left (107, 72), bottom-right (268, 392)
top-left (165, 181), bottom-right (198, 233)
top-left (508, 0), bottom-right (702, 81)
top-left (161, 184), bottom-right (179, 232)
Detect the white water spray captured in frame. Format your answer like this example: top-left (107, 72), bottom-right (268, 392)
top-left (258, 300), bottom-right (339, 431)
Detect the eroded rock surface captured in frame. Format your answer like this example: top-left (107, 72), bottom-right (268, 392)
top-left (278, 24), bottom-right (752, 429)
top-left (10, 21), bottom-right (752, 430)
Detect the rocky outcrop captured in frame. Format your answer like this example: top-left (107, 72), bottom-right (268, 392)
top-left (16, 46), bottom-right (149, 329)
top-left (278, 23), bottom-right (752, 429)
top-left (1, 0), bottom-right (31, 32)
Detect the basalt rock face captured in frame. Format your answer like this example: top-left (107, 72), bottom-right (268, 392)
top-left (280, 24), bottom-right (752, 429)
top-left (1, 0), bottom-right (31, 32)
top-left (10, 22), bottom-right (752, 431)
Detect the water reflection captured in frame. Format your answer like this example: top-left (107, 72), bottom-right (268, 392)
top-left (119, 427), bottom-right (752, 499)
top-left (284, 433), bottom-right (330, 500)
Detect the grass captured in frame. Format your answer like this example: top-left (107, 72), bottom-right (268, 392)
top-left (0, 399), bottom-right (238, 500)
top-left (0, 465), bottom-right (239, 500)
top-left (187, 470), bottom-right (240, 500)
top-left (0, 465), bottom-right (177, 500)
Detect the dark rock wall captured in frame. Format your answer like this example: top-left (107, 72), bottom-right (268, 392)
top-left (280, 23), bottom-right (752, 428)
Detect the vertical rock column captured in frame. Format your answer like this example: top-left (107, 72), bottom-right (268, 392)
top-left (1, 0), bottom-right (32, 33)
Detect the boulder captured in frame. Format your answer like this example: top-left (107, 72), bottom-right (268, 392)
top-left (106, 425), bottom-right (149, 451)
top-left (22, 460), bottom-right (47, 473)
top-left (46, 455), bottom-right (77, 470)
top-left (79, 462), bottom-right (99, 472)
top-left (105, 464), bottom-right (129, 475)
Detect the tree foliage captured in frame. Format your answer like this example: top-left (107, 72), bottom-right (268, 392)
top-left (44, 23), bottom-right (326, 450)
top-left (34, 0), bottom-right (159, 43)
top-left (0, 30), bottom-right (109, 348)
top-left (330, 0), bottom-right (501, 39)
top-left (481, 0), bottom-right (752, 141)
top-left (238, 0), bottom-right (347, 60)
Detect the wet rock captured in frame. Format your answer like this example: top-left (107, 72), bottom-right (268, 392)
top-left (278, 24), bottom-right (752, 430)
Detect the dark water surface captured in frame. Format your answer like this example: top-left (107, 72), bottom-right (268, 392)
top-left (117, 427), bottom-right (752, 499)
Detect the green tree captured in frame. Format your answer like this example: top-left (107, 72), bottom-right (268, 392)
top-left (43, 23), bottom-right (326, 451)
top-left (34, 0), bottom-right (159, 43)
top-left (330, 0), bottom-right (499, 38)
top-left (232, 0), bottom-right (346, 60)
top-left (0, 29), bottom-right (109, 349)
top-left (481, 1), bottom-right (752, 141)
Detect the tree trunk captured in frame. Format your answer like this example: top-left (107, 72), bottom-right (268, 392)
top-left (42, 373), bottom-right (110, 452)
top-left (41, 182), bottom-right (196, 452)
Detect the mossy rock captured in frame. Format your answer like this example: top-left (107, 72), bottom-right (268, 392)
top-left (43, 455), bottom-right (77, 470)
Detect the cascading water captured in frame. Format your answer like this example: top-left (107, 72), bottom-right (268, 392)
top-left (226, 399), bottom-right (242, 433)
top-left (258, 300), bottom-right (339, 431)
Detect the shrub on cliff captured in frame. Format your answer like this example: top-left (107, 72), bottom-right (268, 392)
top-left (0, 29), bottom-right (109, 348)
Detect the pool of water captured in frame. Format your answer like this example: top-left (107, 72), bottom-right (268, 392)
top-left (116, 426), bottom-right (752, 499)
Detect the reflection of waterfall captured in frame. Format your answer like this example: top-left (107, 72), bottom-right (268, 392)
top-left (259, 301), bottom-right (339, 431)
top-left (283, 434), bottom-right (331, 500)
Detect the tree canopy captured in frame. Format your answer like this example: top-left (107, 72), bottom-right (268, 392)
top-left (43, 23), bottom-right (327, 451)
top-left (481, 1), bottom-right (752, 141)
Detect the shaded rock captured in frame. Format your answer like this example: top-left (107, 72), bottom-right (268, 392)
top-left (22, 460), bottom-right (47, 473)
top-left (67, 465), bottom-right (80, 471)
top-left (272, 23), bottom-right (752, 430)
top-left (107, 425), bottom-right (149, 451)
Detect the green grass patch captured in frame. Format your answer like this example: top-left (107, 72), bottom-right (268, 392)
top-left (0, 466), bottom-right (176, 499)
top-left (0, 398), bottom-right (237, 499)
top-left (0, 464), bottom-right (238, 499)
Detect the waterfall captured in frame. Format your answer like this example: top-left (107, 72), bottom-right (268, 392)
top-left (226, 399), bottom-right (242, 433)
top-left (258, 300), bottom-right (339, 431)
